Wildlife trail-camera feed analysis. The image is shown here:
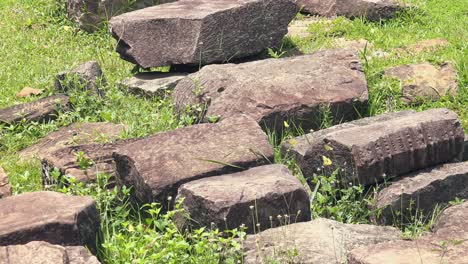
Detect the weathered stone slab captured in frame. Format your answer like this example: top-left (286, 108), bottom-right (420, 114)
top-left (41, 142), bottom-right (124, 187)
top-left (113, 115), bottom-right (273, 206)
top-left (394, 38), bottom-right (449, 56)
top-left (384, 62), bottom-right (458, 104)
top-left (55, 61), bottom-right (106, 97)
top-left (174, 49), bottom-right (368, 132)
top-left (120, 72), bottom-right (188, 97)
top-left (0, 95), bottom-right (70, 125)
top-left (297, 0), bottom-right (402, 21)
top-left (243, 218), bottom-right (401, 264)
top-left (283, 109), bottom-right (465, 186)
top-left (349, 201), bottom-right (468, 264)
top-left (464, 134), bottom-right (468, 161)
top-left (109, 0), bottom-right (298, 68)
top-left (0, 241), bottom-right (100, 264)
top-left (281, 110), bottom-right (416, 166)
top-left (0, 191), bottom-right (100, 252)
top-left (65, 0), bottom-right (177, 32)
top-left (0, 166), bottom-right (12, 199)
top-left (20, 122), bottom-right (126, 160)
top-left (177, 165), bottom-right (310, 233)
top-left (374, 161), bottom-right (468, 225)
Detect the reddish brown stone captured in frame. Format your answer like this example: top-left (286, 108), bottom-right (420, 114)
top-left (298, 0), bottom-right (402, 21)
top-left (0, 95), bottom-right (70, 125)
top-left (20, 122), bottom-right (126, 160)
top-left (55, 61), bottom-right (106, 97)
top-left (374, 161), bottom-right (468, 225)
top-left (109, 0), bottom-right (298, 68)
top-left (0, 166), bottom-right (12, 199)
top-left (0, 191), bottom-right (100, 252)
top-left (174, 49), bottom-right (368, 132)
top-left (16, 87), bottom-right (43, 98)
top-left (0, 241), bottom-right (100, 264)
top-left (283, 109), bottom-right (465, 186)
top-left (113, 115), bottom-right (274, 206)
top-left (177, 165), bottom-right (310, 233)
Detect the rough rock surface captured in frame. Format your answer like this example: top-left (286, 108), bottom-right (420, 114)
top-left (384, 62), bottom-right (458, 104)
top-left (0, 191), bottom-right (100, 252)
top-left (55, 61), bottom-right (106, 97)
top-left (120, 72), bottom-right (188, 97)
top-left (177, 165), bottom-right (310, 233)
top-left (0, 166), bottom-right (12, 199)
top-left (65, 0), bottom-right (177, 32)
top-left (374, 161), bottom-right (468, 225)
top-left (464, 134), bottom-right (468, 161)
top-left (394, 38), bottom-right (449, 56)
top-left (41, 141), bottom-right (125, 187)
top-left (0, 241), bottom-right (100, 264)
top-left (297, 0), bottom-right (402, 21)
top-left (109, 0), bottom-right (298, 68)
top-left (16, 87), bottom-right (43, 98)
top-left (281, 110), bottom-right (415, 168)
top-left (20, 122), bottom-right (126, 160)
top-left (243, 218), bottom-right (401, 264)
top-left (113, 115), bottom-right (274, 206)
top-left (174, 49), bottom-right (368, 132)
top-left (0, 94), bottom-right (70, 125)
top-left (349, 201), bottom-right (468, 264)
top-left (282, 109), bottom-right (465, 186)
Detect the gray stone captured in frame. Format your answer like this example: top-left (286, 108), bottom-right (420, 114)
top-left (374, 161), bottom-right (468, 225)
top-left (174, 49), bottom-right (368, 132)
top-left (464, 134), bottom-right (468, 161)
top-left (0, 241), bottom-right (100, 264)
top-left (177, 165), bottom-right (310, 234)
top-left (0, 191), bottom-right (100, 252)
top-left (0, 95), bottom-right (70, 125)
top-left (384, 62), bottom-right (458, 104)
top-left (20, 122), bottom-right (126, 160)
top-left (297, 0), bottom-right (402, 21)
top-left (64, 0), bottom-right (177, 32)
top-left (109, 0), bottom-right (298, 68)
top-left (120, 72), bottom-right (188, 97)
top-left (283, 109), bottom-right (465, 186)
top-left (281, 110), bottom-right (415, 165)
top-left (349, 201), bottom-right (468, 264)
top-left (55, 61), bottom-right (106, 97)
top-left (243, 218), bottom-right (401, 264)
top-left (0, 166), bottom-right (12, 199)
top-left (113, 115), bottom-right (274, 206)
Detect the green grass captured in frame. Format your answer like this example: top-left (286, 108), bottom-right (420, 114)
top-left (0, 0), bottom-right (467, 263)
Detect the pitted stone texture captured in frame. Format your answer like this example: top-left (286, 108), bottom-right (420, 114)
top-left (109, 0), bottom-right (298, 68)
top-left (298, 0), bottom-right (402, 21)
top-left (21, 122), bottom-right (126, 160)
top-left (243, 218), bottom-right (401, 264)
top-left (384, 62), bottom-right (458, 104)
top-left (0, 241), bottom-right (100, 264)
top-left (0, 191), bottom-right (100, 252)
top-left (177, 165), bottom-right (310, 234)
top-left (65, 0), bottom-right (177, 32)
top-left (374, 161), bottom-right (468, 225)
top-left (0, 95), bottom-right (70, 125)
top-left (284, 109), bottom-right (464, 186)
top-left (174, 49), bottom-right (368, 132)
top-left (55, 61), bottom-right (106, 97)
top-left (281, 110), bottom-right (415, 165)
top-left (0, 166), bottom-right (12, 199)
top-left (120, 72), bottom-right (188, 97)
top-left (41, 141), bottom-right (126, 187)
top-left (349, 202), bottom-right (468, 264)
top-left (113, 115), bottom-right (274, 206)
top-left (463, 135), bottom-right (468, 161)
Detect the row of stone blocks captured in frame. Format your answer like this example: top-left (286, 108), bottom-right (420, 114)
top-left (1, 108), bottom-right (467, 262)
